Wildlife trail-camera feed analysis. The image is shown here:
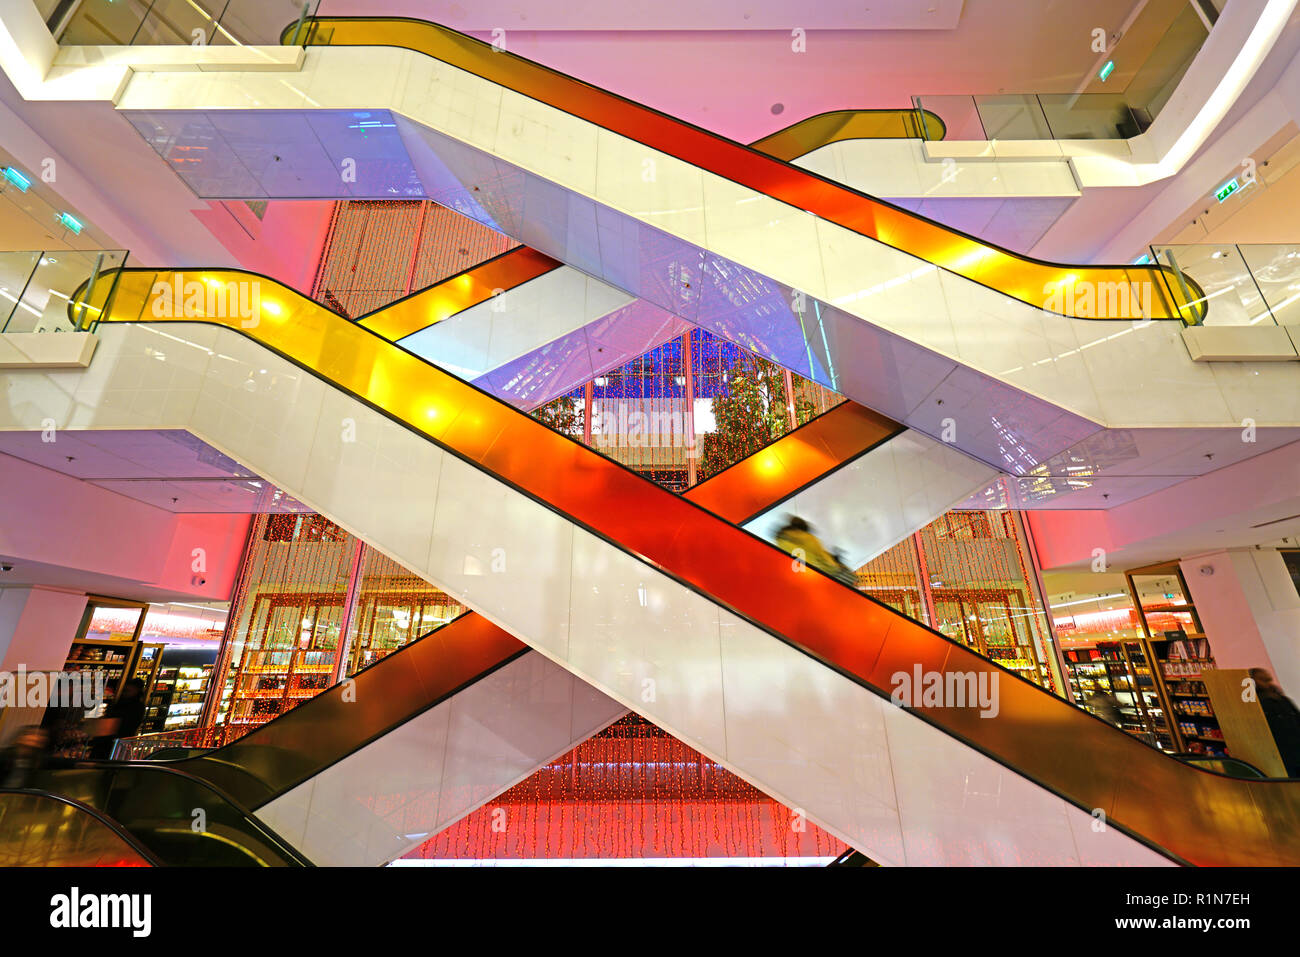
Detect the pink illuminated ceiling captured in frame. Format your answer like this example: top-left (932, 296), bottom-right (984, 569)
top-left (316, 0), bottom-right (1176, 142)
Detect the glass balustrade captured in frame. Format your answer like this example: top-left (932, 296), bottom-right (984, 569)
top-left (1152, 243), bottom-right (1300, 327)
top-left (53, 0), bottom-right (319, 47)
top-left (0, 249), bottom-right (128, 334)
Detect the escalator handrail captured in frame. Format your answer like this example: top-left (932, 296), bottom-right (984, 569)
top-left (283, 16), bottom-right (1203, 323)
top-left (1175, 753), bottom-right (1276, 779)
top-left (174, 619), bottom-right (529, 810)
top-left (30, 759), bottom-right (313, 866)
top-left (749, 107), bottom-right (948, 161)
top-left (80, 267), bottom-right (1300, 866)
top-left (0, 786), bottom-right (165, 866)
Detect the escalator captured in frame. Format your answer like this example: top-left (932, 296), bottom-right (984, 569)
top-left (35, 266), bottom-right (1298, 866)
top-left (102, 14), bottom-right (1289, 508)
top-left (0, 789), bottom-right (159, 866)
top-left (4, 763), bottom-right (308, 866)
top-left (359, 107), bottom-right (955, 413)
top-left (22, 339), bottom-right (898, 865)
top-left (185, 399), bottom-right (898, 866)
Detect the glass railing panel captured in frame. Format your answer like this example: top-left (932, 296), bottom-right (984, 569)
top-left (748, 109), bottom-right (944, 160)
top-left (971, 94), bottom-right (1052, 140)
top-left (359, 246), bottom-right (560, 341)
top-left (0, 250), bottom-right (42, 331)
top-left (1237, 244), bottom-right (1300, 326)
top-left (115, 727), bottom-right (234, 760)
top-left (0, 249), bottom-right (127, 333)
top-left (127, 0), bottom-right (233, 46)
top-left (1152, 244), bottom-right (1275, 326)
top-left (1178, 755), bottom-right (1270, 779)
top-left (0, 790), bottom-right (155, 866)
top-left (911, 95), bottom-right (986, 141)
top-left (295, 19), bottom-right (1191, 322)
top-left (58, 0), bottom-right (319, 46)
top-left (7, 250), bottom-right (127, 332)
top-left (57, 0), bottom-right (156, 44)
top-left (1122, 0), bottom-right (1211, 120)
top-left (1036, 93), bottom-right (1144, 140)
top-left (29, 763), bottom-right (306, 865)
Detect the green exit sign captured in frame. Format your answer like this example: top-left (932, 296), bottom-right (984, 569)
top-left (1215, 178), bottom-right (1240, 203)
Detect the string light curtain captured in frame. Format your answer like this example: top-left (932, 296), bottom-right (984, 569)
top-left (211, 514), bottom-right (355, 730)
top-left (405, 715), bottom-right (848, 863)
top-left (532, 327), bottom-right (841, 491)
top-left (210, 515), bottom-right (464, 734)
top-left (311, 200), bottom-right (516, 318)
top-left (346, 548), bottom-right (466, 677)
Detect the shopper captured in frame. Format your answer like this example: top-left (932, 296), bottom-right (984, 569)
top-left (774, 515), bottom-right (856, 585)
top-left (0, 725), bottom-right (52, 789)
top-left (87, 678), bottom-right (147, 760)
top-left (1250, 668), bottom-right (1300, 777)
top-left (1084, 692), bottom-right (1123, 728)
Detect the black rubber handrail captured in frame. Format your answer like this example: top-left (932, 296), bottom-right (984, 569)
top-left (0, 786), bottom-right (165, 866)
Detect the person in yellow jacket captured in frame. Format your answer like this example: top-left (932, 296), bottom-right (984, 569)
top-left (774, 516), bottom-right (856, 585)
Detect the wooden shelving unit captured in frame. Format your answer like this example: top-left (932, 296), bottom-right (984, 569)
top-left (61, 596), bottom-right (150, 701)
top-left (1125, 562), bottom-right (1225, 756)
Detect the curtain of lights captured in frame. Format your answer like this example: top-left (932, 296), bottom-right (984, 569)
top-left (347, 548), bottom-right (465, 676)
top-left (852, 512), bottom-right (1057, 691)
top-left (209, 514), bottom-right (464, 735)
top-left (533, 327), bottom-right (841, 491)
top-left (405, 715), bottom-right (847, 863)
top-left (310, 200), bottom-right (516, 319)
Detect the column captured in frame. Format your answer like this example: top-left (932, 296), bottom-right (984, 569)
top-left (583, 380), bottom-right (594, 447)
top-left (782, 368), bottom-right (798, 431)
top-left (1180, 548), bottom-right (1300, 700)
top-left (0, 586), bottom-right (88, 743)
top-left (331, 539), bottom-right (368, 684)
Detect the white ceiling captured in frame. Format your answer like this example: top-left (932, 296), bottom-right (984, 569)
top-left (0, 431), bottom-right (311, 513)
top-left (310, 0), bottom-right (968, 31)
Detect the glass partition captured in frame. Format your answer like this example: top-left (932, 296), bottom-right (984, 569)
top-left (913, 1), bottom-right (1207, 142)
top-left (1036, 93), bottom-right (1143, 140)
top-left (910, 95), bottom-right (986, 141)
top-left (914, 93), bottom-right (1148, 142)
top-left (1237, 244), bottom-right (1300, 326)
top-left (57, 0), bottom-right (319, 46)
top-left (0, 249), bottom-right (127, 333)
top-left (1151, 243), bottom-right (1300, 326)
top-left (0, 251), bottom-right (42, 331)
top-left (971, 94), bottom-right (1053, 141)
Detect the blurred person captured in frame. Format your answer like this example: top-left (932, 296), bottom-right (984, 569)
top-left (774, 515), bottom-right (856, 585)
top-left (0, 725), bottom-right (51, 789)
top-left (1084, 692), bottom-right (1123, 729)
top-left (88, 678), bottom-right (146, 760)
top-left (1250, 668), bottom-right (1300, 777)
